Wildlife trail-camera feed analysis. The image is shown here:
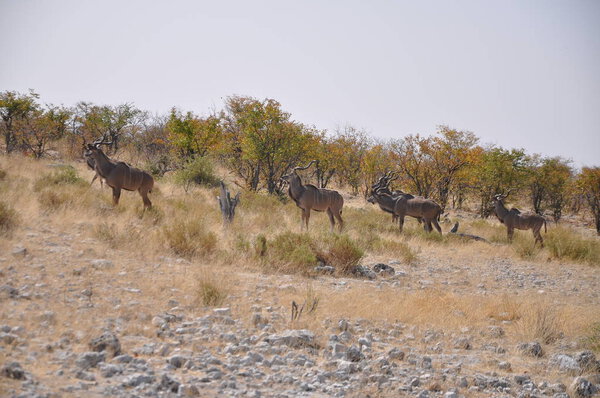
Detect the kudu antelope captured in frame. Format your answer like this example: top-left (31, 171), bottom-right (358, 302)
top-left (492, 191), bottom-right (547, 246)
top-left (368, 175), bottom-right (442, 234)
top-left (281, 160), bottom-right (344, 232)
top-left (84, 137), bottom-right (154, 209)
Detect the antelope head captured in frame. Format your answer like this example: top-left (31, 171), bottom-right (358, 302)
top-left (281, 160), bottom-right (316, 185)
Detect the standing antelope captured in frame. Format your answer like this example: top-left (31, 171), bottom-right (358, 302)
top-left (281, 160), bottom-right (344, 232)
top-left (84, 138), bottom-right (154, 209)
top-left (492, 192), bottom-right (547, 246)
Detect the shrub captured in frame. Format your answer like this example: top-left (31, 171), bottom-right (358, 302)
top-left (37, 190), bottom-right (72, 210)
top-left (254, 234), bottom-right (267, 257)
top-left (0, 201), bottom-right (18, 235)
top-left (584, 322), bottom-right (600, 353)
top-left (373, 239), bottom-right (418, 265)
top-left (162, 219), bottom-right (217, 257)
top-left (513, 235), bottom-right (541, 260)
top-left (545, 227), bottom-right (600, 266)
top-left (174, 157), bottom-right (218, 192)
top-left (268, 232), bottom-right (318, 274)
top-left (322, 234), bottom-right (364, 275)
top-left (515, 304), bottom-right (563, 344)
top-left (197, 271), bottom-right (227, 306)
top-left (33, 165), bottom-right (85, 191)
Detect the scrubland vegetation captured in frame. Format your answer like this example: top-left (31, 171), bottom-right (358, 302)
top-left (1, 90), bottom-right (600, 397)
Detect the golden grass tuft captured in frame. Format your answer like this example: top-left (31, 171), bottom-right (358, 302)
top-left (0, 200), bottom-right (19, 235)
top-left (162, 219), bottom-right (217, 258)
top-left (196, 269), bottom-right (228, 307)
top-left (583, 322), bottom-right (600, 353)
top-left (514, 303), bottom-right (564, 344)
top-left (321, 234), bottom-right (364, 275)
top-left (33, 165), bottom-right (85, 191)
top-left (545, 226), bottom-right (600, 266)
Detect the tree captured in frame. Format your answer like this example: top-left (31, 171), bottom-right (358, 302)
top-left (360, 142), bottom-right (395, 198)
top-left (528, 156), bottom-right (573, 221)
top-left (331, 126), bottom-right (370, 195)
top-left (470, 146), bottom-right (529, 217)
top-left (16, 105), bottom-right (71, 158)
top-left (0, 90), bottom-right (39, 153)
top-left (73, 102), bottom-right (142, 153)
top-left (390, 134), bottom-right (437, 198)
top-left (166, 108), bottom-right (221, 158)
top-left (429, 126), bottom-right (479, 211)
top-left (576, 167), bottom-right (600, 235)
top-left (220, 96), bottom-right (315, 194)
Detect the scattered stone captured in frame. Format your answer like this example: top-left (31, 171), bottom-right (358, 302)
top-left (488, 326), bottom-right (505, 338)
top-left (314, 265), bottom-right (335, 274)
top-left (352, 265), bottom-right (376, 280)
top-left (570, 377), bottom-right (596, 397)
top-left (1, 362), bottom-right (25, 380)
top-left (11, 247), bottom-right (27, 257)
top-left (159, 373), bottom-right (180, 392)
top-left (90, 259), bottom-right (114, 269)
top-left (551, 353), bottom-right (581, 375)
top-left (122, 373), bottom-right (155, 387)
top-left (345, 346), bottom-right (364, 362)
top-left (178, 384), bottom-right (200, 396)
top-left (213, 308), bottom-right (231, 316)
top-left (518, 342), bottom-right (544, 358)
top-left (265, 329), bottom-right (316, 348)
top-left (498, 361), bottom-right (512, 371)
top-left (75, 352), bottom-right (105, 370)
top-left (388, 348), bottom-right (405, 361)
top-left (0, 285), bottom-right (19, 300)
top-left (89, 332), bottom-right (121, 357)
top-left (454, 337), bottom-right (472, 350)
top-left (372, 263), bottom-right (395, 276)
top-left (575, 351), bottom-right (598, 372)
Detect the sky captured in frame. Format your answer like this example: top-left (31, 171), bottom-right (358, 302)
top-left (1, 0), bottom-right (599, 167)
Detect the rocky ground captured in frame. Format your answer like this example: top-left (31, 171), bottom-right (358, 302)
top-left (1, 220), bottom-right (600, 398)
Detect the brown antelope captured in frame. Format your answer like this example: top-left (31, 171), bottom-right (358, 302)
top-left (281, 160), bottom-right (344, 232)
top-left (368, 172), bottom-right (424, 225)
top-left (368, 178), bottom-right (442, 233)
top-left (84, 153), bottom-right (105, 188)
top-left (492, 191), bottom-right (547, 246)
top-left (84, 137), bottom-right (154, 209)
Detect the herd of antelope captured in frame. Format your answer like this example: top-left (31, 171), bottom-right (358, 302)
top-left (82, 138), bottom-right (548, 247)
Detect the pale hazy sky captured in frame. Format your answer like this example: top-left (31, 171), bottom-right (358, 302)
top-left (1, 0), bottom-right (599, 166)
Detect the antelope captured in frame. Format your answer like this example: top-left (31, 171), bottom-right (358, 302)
top-left (84, 153), bottom-right (105, 188)
top-left (368, 177), bottom-right (442, 234)
top-left (492, 191), bottom-right (547, 246)
top-left (281, 160), bottom-right (344, 232)
top-left (84, 137), bottom-right (154, 209)
top-left (368, 172), bottom-right (422, 225)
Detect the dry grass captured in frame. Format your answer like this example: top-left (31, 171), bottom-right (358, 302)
top-left (0, 201), bottom-right (18, 236)
top-left (1, 155), bottom-right (599, 357)
top-left (196, 269), bottom-right (228, 307)
top-left (545, 226), bottom-right (600, 266)
top-left (514, 303), bottom-right (564, 344)
top-left (162, 219), bottom-right (217, 258)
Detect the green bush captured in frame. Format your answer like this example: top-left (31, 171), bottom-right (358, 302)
top-left (174, 157), bottom-right (218, 192)
top-left (268, 232), bottom-right (318, 274)
top-left (322, 234), bottom-right (364, 275)
top-left (0, 201), bottom-right (18, 235)
top-left (33, 166), bottom-right (85, 191)
top-left (545, 227), bottom-right (600, 266)
top-left (162, 219), bottom-right (217, 258)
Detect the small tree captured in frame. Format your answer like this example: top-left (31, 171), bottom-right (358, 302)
top-left (576, 167), bottom-right (600, 235)
top-left (332, 126), bottom-right (370, 195)
top-left (0, 90), bottom-right (39, 153)
top-left (528, 156), bottom-right (573, 221)
top-left (167, 108), bottom-right (221, 158)
top-left (16, 105), bottom-right (71, 158)
top-left (471, 146), bottom-right (529, 217)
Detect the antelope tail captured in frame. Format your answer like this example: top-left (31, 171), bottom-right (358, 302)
top-left (544, 219), bottom-right (547, 233)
